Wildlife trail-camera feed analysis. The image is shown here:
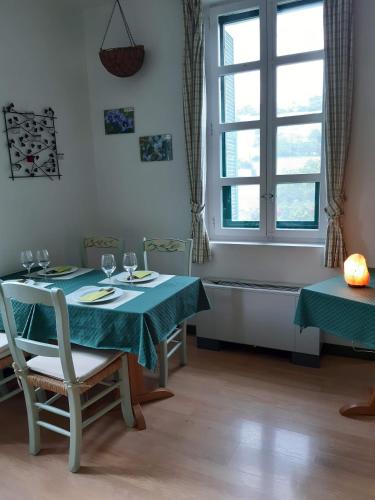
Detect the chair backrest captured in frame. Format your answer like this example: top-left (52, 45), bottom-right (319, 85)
top-left (143, 238), bottom-right (193, 276)
top-left (0, 282), bottom-right (77, 383)
top-left (82, 236), bottom-right (124, 269)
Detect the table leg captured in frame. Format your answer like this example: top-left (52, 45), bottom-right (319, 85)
top-left (127, 354), bottom-right (174, 430)
top-left (340, 387), bottom-right (375, 417)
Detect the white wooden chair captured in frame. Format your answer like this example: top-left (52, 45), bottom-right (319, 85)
top-left (82, 236), bottom-right (124, 269)
top-left (0, 332), bottom-right (22, 402)
top-left (0, 282), bottom-right (134, 473)
top-left (143, 238), bottom-right (193, 387)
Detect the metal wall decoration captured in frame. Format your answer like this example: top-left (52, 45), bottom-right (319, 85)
top-left (3, 103), bottom-right (63, 180)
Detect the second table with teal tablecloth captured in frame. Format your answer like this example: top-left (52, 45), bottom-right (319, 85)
top-left (295, 271), bottom-right (375, 349)
top-left (0, 270), bottom-right (210, 371)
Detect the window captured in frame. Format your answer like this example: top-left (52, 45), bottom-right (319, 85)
top-left (206, 0), bottom-right (325, 243)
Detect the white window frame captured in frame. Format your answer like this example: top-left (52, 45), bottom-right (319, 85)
top-left (205, 0), bottom-right (326, 244)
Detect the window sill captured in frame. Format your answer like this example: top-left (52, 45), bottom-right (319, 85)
top-left (210, 240), bottom-right (325, 249)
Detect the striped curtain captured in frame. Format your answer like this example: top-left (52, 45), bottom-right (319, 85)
top-left (182, 0), bottom-right (211, 264)
top-left (324, 0), bottom-right (353, 267)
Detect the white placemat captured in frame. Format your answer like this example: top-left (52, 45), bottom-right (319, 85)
top-left (66, 286), bottom-right (143, 310)
top-left (99, 273), bottom-right (175, 288)
top-left (28, 268), bottom-right (93, 280)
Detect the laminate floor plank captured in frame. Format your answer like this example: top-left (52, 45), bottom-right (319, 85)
top-left (1, 339), bottom-right (375, 499)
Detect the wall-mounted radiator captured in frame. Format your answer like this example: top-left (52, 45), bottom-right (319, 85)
top-left (196, 279), bottom-right (321, 365)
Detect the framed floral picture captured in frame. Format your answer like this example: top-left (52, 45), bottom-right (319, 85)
top-left (104, 108), bottom-right (135, 135)
top-left (139, 134), bottom-right (173, 161)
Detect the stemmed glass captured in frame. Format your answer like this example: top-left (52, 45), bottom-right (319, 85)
top-left (101, 254), bottom-right (116, 283)
top-left (123, 252), bottom-right (137, 284)
top-left (36, 249), bottom-right (50, 274)
top-left (21, 250), bottom-right (35, 278)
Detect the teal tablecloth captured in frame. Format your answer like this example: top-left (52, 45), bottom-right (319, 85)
top-left (0, 270), bottom-right (210, 371)
top-left (294, 271), bottom-right (375, 349)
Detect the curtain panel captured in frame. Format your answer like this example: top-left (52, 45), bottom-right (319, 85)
top-left (182, 0), bottom-right (211, 264)
top-left (324, 0), bottom-right (353, 267)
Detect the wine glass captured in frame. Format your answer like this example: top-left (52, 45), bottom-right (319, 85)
top-left (20, 250), bottom-right (35, 278)
top-left (101, 254), bottom-right (116, 282)
top-left (123, 252), bottom-right (137, 283)
top-left (36, 249), bottom-right (50, 274)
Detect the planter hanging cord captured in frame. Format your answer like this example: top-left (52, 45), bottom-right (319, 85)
top-left (100, 0), bottom-right (136, 50)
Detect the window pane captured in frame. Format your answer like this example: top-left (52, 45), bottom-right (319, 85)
top-left (220, 11), bottom-right (260, 65)
top-left (277, 1), bottom-right (324, 56)
top-left (222, 129), bottom-right (260, 178)
top-left (276, 123), bottom-right (321, 175)
top-left (222, 185), bottom-right (260, 228)
top-left (221, 71), bottom-right (260, 123)
top-left (277, 61), bottom-right (323, 117)
top-left (276, 182), bottom-right (320, 229)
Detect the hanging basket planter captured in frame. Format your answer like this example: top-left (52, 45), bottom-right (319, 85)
top-left (100, 46), bottom-right (144, 78)
top-left (99, 0), bottom-right (145, 78)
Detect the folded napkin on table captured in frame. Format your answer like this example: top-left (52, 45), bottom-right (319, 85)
top-left (45, 266), bottom-right (73, 274)
top-left (131, 271), bottom-right (152, 279)
top-left (79, 289), bottom-right (115, 303)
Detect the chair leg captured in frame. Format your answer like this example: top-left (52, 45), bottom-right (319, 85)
top-left (159, 341), bottom-right (168, 388)
top-left (180, 322), bottom-right (187, 366)
top-left (21, 379), bottom-right (41, 456)
top-left (67, 385), bottom-right (82, 473)
top-left (118, 356), bottom-right (135, 427)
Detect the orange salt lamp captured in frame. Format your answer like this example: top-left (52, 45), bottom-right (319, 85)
top-left (344, 254), bottom-right (370, 287)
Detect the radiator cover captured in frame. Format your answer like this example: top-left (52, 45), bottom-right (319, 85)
top-left (196, 279), bottom-right (320, 356)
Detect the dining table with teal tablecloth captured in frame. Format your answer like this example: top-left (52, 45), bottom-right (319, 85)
top-left (0, 269), bottom-right (210, 429)
top-left (295, 270), bottom-right (375, 350)
top-left (294, 270), bottom-right (375, 417)
top-left (0, 270), bottom-right (210, 371)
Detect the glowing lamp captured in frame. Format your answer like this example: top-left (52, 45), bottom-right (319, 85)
top-left (344, 254), bottom-right (370, 287)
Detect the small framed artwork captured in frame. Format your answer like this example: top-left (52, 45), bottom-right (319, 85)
top-left (104, 107), bottom-right (135, 135)
top-left (139, 134), bottom-right (173, 162)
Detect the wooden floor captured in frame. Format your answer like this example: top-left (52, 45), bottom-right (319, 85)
top-left (1, 338), bottom-right (375, 500)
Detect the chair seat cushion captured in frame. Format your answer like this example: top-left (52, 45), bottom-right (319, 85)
top-left (27, 347), bottom-right (121, 382)
top-left (0, 333), bottom-right (9, 354)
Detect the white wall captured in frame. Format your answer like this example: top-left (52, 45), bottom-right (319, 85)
top-left (82, 0), bottom-right (375, 347)
top-left (344, 0), bottom-right (375, 263)
top-left (83, 0), bottom-right (375, 285)
top-left (82, 0), bottom-right (339, 286)
top-left (83, 0), bottom-right (191, 257)
top-left (0, 0), bottom-right (97, 275)
top-left (0, 0), bottom-right (372, 346)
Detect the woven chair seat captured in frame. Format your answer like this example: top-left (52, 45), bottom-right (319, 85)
top-left (27, 356), bottom-right (122, 396)
top-left (27, 346), bottom-right (120, 380)
top-left (26, 347), bottom-right (122, 395)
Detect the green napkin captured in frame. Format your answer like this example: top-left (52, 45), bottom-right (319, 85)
top-left (132, 271), bottom-right (152, 279)
top-left (45, 266), bottom-right (72, 274)
top-left (79, 288), bottom-right (114, 303)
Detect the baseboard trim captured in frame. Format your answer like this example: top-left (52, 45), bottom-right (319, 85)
top-left (323, 343), bottom-right (375, 361)
top-left (196, 337), bottom-right (293, 361)
top-left (195, 335), bottom-right (375, 366)
top-left (196, 337), bottom-right (320, 367)
top-left (291, 352), bottom-right (320, 368)
top-left (196, 336), bottom-right (221, 351)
